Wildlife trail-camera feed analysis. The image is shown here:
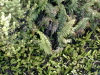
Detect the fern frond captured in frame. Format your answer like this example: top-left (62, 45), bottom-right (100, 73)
top-left (86, 8), bottom-right (100, 19)
top-left (58, 19), bottom-right (76, 46)
top-left (29, 0), bottom-right (48, 21)
top-left (67, 0), bottom-right (78, 14)
top-left (74, 18), bottom-right (89, 31)
top-left (57, 4), bottom-right (68, 30)
top-left (36, 30), bottom-right (52, 54)
top-left (53, 0), bottom-right (64, 4)
top-left (45, 3), bottom-right (59, 18)
top-left (81, 2), bottom-right (94, 10)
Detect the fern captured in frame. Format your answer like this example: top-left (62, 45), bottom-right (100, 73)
top-left (36, 30), bottom-right (52, 54)
top-left (58, 17), bottom-right (90, 47)
top-left (74, 18), bottom-right (89, 31)
top-left (67, 0), bottom-right (78, 14)
top-left (45, 3), bottom-right (59, 18)
top-left (57, 4), bottom-right (68, 30)
top-left (29, 0), bottom-right (48, 21)
top-left (58, 19), bottom-right (76, 46)
top-left (86, 8), bottom-right (100, 19)
top-left (52, 0), bottom-right (64, 4)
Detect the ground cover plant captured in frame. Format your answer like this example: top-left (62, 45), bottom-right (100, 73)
top-left (0, 0), bottom-right (100, 75)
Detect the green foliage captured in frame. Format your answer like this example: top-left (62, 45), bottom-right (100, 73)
top-left (0, 0), bottom-right (25, 56)
top-left (74, 18), bottom-right (89, 31)
top-left (61, 32), bottom-right (100, 75)
top-left (58, 18), bottom-right (90, 47)
top-left (58, 19), bottom-right (75, 46)
top-left (45, 3), bottom-right (59, 18)
top-left (28, 0), bottom-right (48, 21)
top-left (0, 0), bottom-right (100, 75)
top-left (36, 30), bottom-right (52, 54)
top-left (57, 4), bottom-right (68, 30)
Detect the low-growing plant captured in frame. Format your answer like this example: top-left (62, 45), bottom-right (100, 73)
top-left (0, 0), bottom-right (100, 75)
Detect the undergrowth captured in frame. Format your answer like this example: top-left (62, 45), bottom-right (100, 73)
top-left (0, 0), bottom-right (100, 75)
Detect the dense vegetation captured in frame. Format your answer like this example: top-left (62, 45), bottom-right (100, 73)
top-left (0, 0), bottom-right (100, 75)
